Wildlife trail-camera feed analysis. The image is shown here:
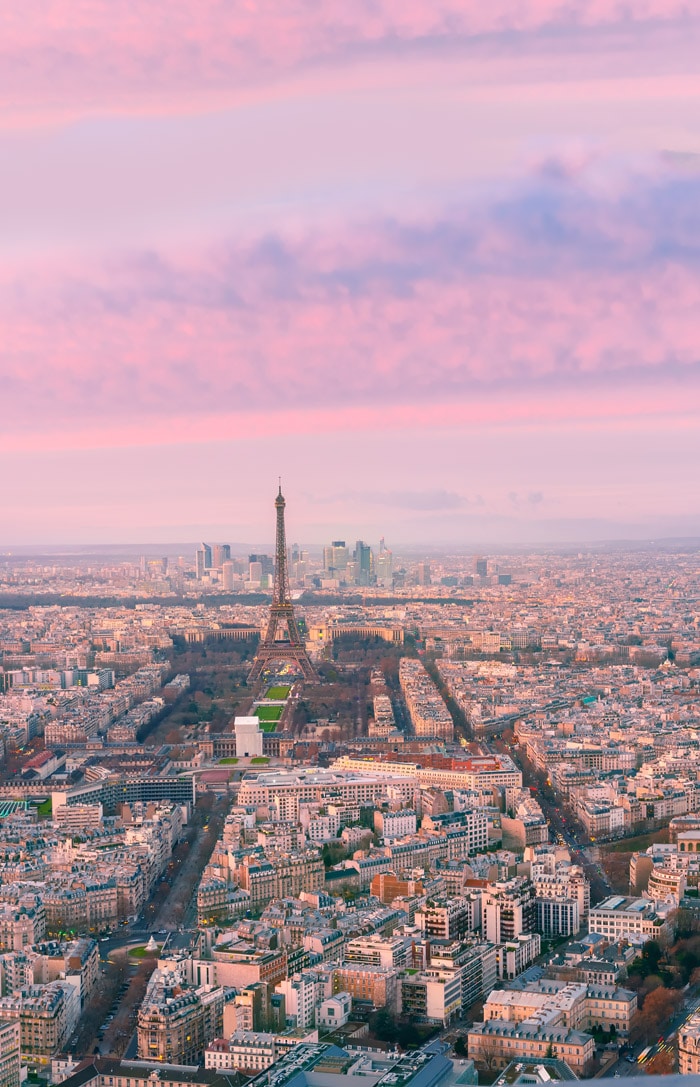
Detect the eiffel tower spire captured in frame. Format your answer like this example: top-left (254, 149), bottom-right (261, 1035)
top-left (248, 484), bottom-right (317, 684)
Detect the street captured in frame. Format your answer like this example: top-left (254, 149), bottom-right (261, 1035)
top-left (68, 795), bottom-right (229, 1062)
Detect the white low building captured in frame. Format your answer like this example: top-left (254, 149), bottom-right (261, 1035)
top-left (317, 993), bottom-right (352, 1030)
top-left (235, 717), bottom-right (264, 758)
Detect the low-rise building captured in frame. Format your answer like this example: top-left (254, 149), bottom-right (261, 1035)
top-left (467, 1020), bottom-right (595, 1076)
top-left (588, 896), bottom-right (671, 942)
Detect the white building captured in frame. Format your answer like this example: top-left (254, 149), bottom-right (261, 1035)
top-left (317, 993), bottom-right (352, 1030)
top-left (374, 810), bottom-right (417, 841)
top-left (276, 973), bottom-right (320, 1030)
top-left (588, 896), bottom-right (671, 942)
top-left (235, 717), bottom-right (264, 758)
top-left (536, 898), bottom-right (580, 938)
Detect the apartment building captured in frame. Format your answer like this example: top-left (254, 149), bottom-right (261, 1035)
top-left (276, 973), bottom-right (324, 1031)
top-left (205, 1030), bottom-right (318, 1074)
top-left (371, 872), bottom-right (425, 904)
top-left (47, 1057), bottom-right (246, 1087)
top-left (679, 1010), bottom-right (700, 1073)
top-left (483, 879), bottom-right (536, 945)
top-left (236, 852), bottom-right (325, 908)
top-left (0, 903), bottom-right (46, 952)
top-left (344, 934), bottom-right (412, 969)
top-left (195, 946), bottom-right (288, 990)
top-left (332, 964), bottom-right (399, 1012)
top-left (495, 935), bottom-right (542, 982)
top-left (0, 981), bottom-right (80, 1068)
top-left (536, 898), bottom-right (580, 938)
top-left (30, 937), bottom-right (99, 1006)
top-left (401, 968), bottom-right (462, 1026)
top-left (416, 898), bottom-right (479, 942)
top-left (137, 969), bottom-right (231, 1065)
top-left (0, 1020), bottom-right (20, 1087)
top-left (375, 810), bottom-right (417, 841)
top-left (399, 660), bottom-right (454, 742)
top-left (428, 940), bottom-right (498, 1015)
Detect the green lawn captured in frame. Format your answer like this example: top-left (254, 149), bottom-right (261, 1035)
top-left (259, 720), bottom-right (279, 733)
top-left (265, 685), bottom-right (291, 700)
top-left (218, 757), bottom-right (239, 765)
top-left (36, 798), bottom-right (52, 818)
top-left (255, 705), bottom-right (283, 721)
top-left (251, 756), bottom-right (269, 765)
top-left (129, 944), bottom-right (161, 958)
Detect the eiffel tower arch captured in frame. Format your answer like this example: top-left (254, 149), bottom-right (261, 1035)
top-left (248, 486), bottom-right (317, 685)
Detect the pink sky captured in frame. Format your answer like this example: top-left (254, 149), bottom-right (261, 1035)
top-left (1, 2), bottom-right (700, 544)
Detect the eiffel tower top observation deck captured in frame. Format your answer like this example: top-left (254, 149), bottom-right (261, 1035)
top-left (247, 485), bottom-right (317, 684)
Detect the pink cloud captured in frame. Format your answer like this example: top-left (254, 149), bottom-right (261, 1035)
top-left (2, 270), bottom-right (687, 419)
top-left (0, 385), bottom-right (698, 456)
top-left (2, 166), bottom-right (699, 451)
top-left (0, 1), bottom-right (697, 121)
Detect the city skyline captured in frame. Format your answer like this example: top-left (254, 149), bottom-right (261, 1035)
top-left (3, 8), bottom-right (700, 1071)
top-left (3, 4), bottom-right (699, 542)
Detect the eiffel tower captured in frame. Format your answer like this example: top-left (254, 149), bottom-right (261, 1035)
top-left (248, 484), bottom-right (317, 684)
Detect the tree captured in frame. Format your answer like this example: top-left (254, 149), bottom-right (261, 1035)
top-left (322, 841), bottom-right (346, 869)
top-left (477, 1036), bottom-right (501, 1071)
top-left (370, 1007), bottom-right (398, 1043)
top-left (641, 940), bottom-right (663, 972)
top-left (646, 1051), bottom-right (674, 1075)
top-left (637, 986), bottom-right (682, 1043)
top-left (453, 1037), bottom-right (468, 1057)
top-left (670, 907), bottom-right (700, 941)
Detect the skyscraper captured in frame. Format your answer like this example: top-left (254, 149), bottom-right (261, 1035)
top-left (211, 543), bottom-right (231, 568)
top-left (195, 543), bottom-right (212, 579)
top-left (375, 539), bottom-right (394, 586)
top-left (323, 541), bottom-right (349, 576)
top-left (354, 540), bottom-right (372, 587)
top-left (416, 562), bottom-right (431, 587)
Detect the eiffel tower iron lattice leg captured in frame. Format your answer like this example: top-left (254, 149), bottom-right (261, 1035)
top-left (248, 485), bottom-right (317, 685)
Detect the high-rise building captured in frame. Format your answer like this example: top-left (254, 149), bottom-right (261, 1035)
top-left (212, 544), bottom-right (231, 568)
top-left (375, 538), bottom-right (393, 586)
top-left (354, 541), bottom-right (372, 586)
top-left (417, 562), bottom-right (431, 587)
top-left (323, 541), bottom-right (349, 576)
top-left (195, 544), bottom-right (212, 579)
top-left (249, 554), bottom-right (274, 575)
top-left (222, 562), bottom-right (235, 590)
top-left (475, 557), bottom-right (488, 578)
top-left (483, 878), bottom-right (536, 945)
